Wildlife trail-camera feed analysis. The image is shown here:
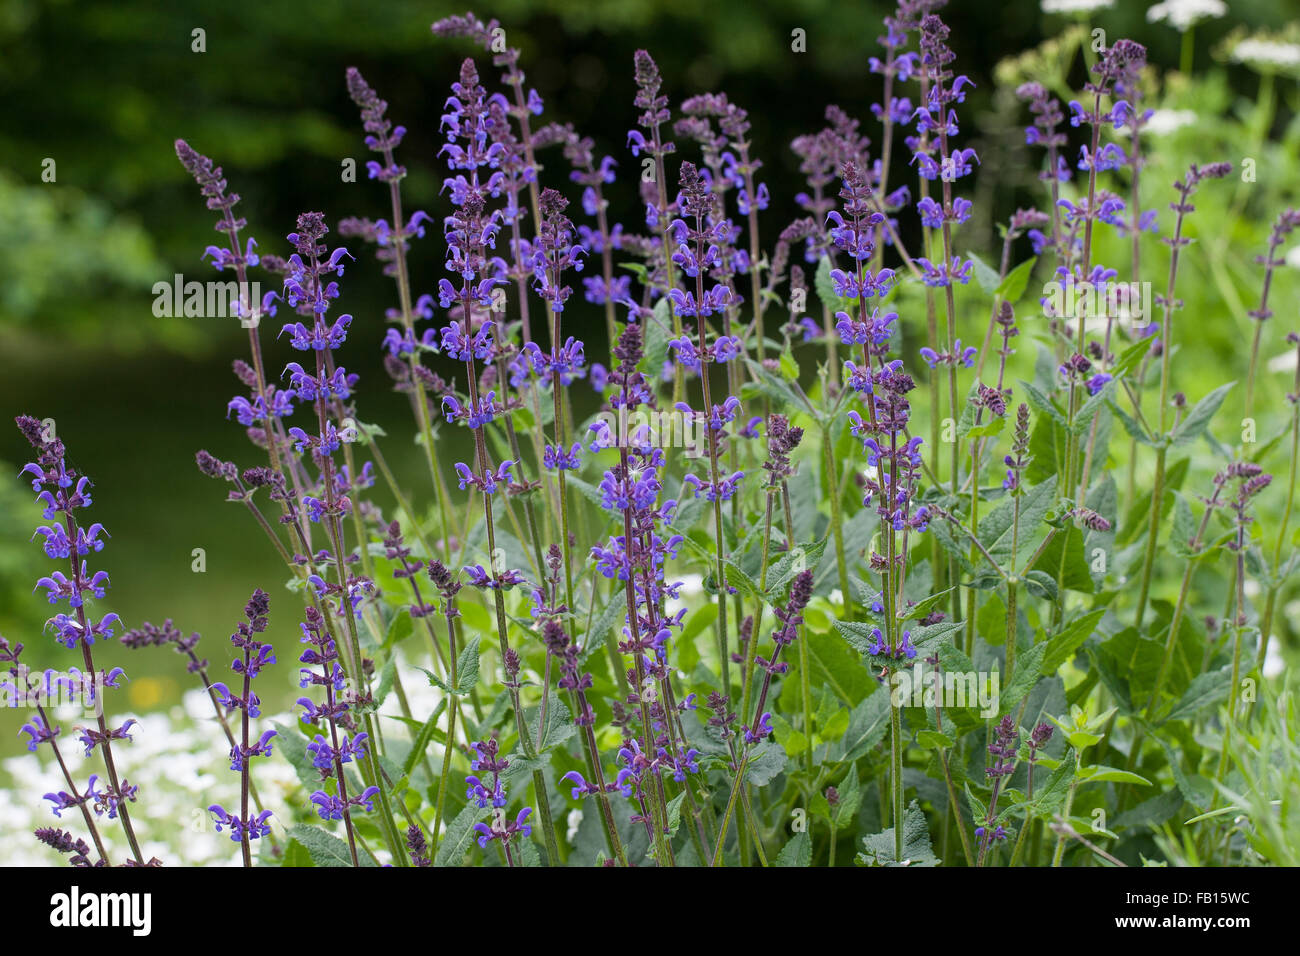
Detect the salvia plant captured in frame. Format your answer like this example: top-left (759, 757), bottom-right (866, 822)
top-left (7, 2), bottom-right (1300, 869)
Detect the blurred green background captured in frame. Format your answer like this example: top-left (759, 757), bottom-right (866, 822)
top-left (2, 0), bottom-right (1300, 748)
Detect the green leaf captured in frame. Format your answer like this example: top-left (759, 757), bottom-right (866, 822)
top-left (1019, 380), bottom-right (1067, 429)
top-left (979, 477), bottom-right (1057, 567)
top-left (1108, 396), bottom-right (1155, 446)
top-left (832, 691), bottom-right (890, 762)
top-left (280, 836), bottom-right (314, 867)
top-left (435, 804), bottom-right (484, 867)
top-left (273, 721), bottom-right (319, 792)
top-left (902, 587), bottom-right (958, 622)
top-left (1039, 609), bottom-right (1106, 675)
top-left (422, 638), bottom-right (479, 696)
top-left (383, 607), bottom-right (414, 648)
top-left (1110, 335), bottom-right (1155, 378)
top-left (1155, 736), bottom-right (1213, 810)
top-left (527, 693), bottom-right (577, 753)
top-left (779, 351), bottom-right (800, 382)
top-left (967, 251), bottom-right (1001, 294)
top-left (1021, 760), bottom-right (1074, 818)
top-left (401, 700), bottom-right (448, 777)
top-left (741, 358), bottom-right (810, 418)
top-left (995, 257), bottom-right (1037, 302)
top-left (775, 829), bottom-right (812, 866)
top-left (856, 801), bottom-right (940, 867)
top-left (967, 415), bottom-right (1007, 439)
top-left (1113, 789), bottom-right (1183, 829)
top-left (1022, 569), bottom-right (1058, 601)
top-left (916, 729), bottom-right (955, 750)
top-left (1170, 382), bottom-right (1235, 447)
top-left (289, 824), bottom-right (378, 867)
top-left (585, 585), bottom-right (628, 651)
top-left (1163, 666), bottom-right (1231, 722)
top-left (1077, 765), bottom-right (1152, 786)
top-left (373, 654), bottom-right (396, 710)
top-left (1168, 491), bottom-right (1197, 558)
top-left (449, 637), bottom-right (481, 694)
top-left (833, 764), bottom-right (864, 830)
top-left (767, 538), bottom-right (828, 594)
top-left (641, 297), bottom-right (673, 383)
top-left (665, 791), bottom-right (687, 837)
top-left (771, 712), bottom-right (810, 758)
top-left (745, 741), bottom-right (789, 786)
top-left (1070, 379), bottom-right (1115, 435)
top-left (1031, 525), bottom-right (1095, 595)
top-left (1000, 642), bottom-right (1048, 715)
top-left (806, 629), bottom-right (873, 704)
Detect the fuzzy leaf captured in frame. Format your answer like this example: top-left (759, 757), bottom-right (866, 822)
top-left (1170, 382), bottom-right (1235, 447)
top-left (856, 801), bottom-right (939, 867)
top-left (1039, 609), bottom-right (1106, 675)
top-left (995, 257), bottom-right (1037, 302)
top-left (290, 824), bottom-right (377, 868)
top-left (775, 829), bottom-right (812, 866)
top-left (435, 804), bottom-right (484, 867)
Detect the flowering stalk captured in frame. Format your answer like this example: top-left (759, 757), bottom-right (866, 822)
top-left (1256, 331), bottom-right (1300, 679)
top-left (206, 591), bottom-right (277, 866)
top-left (975, 715), bottom-right (1018, 866)
top-left (278, 211), bottom-right (407, 863)
top-left (1244, 210), bottom-right (1300, 418)
top-left (1075, 41), bottom-right (1149, 500)
top-left (467, 737), bottom-right (534, 866)
top-left (440, 57), bottom-right (561, 866)
top-left (17, 416), bottom-right (144, 863)
top-left (174, 141), bottom-right (286, 478)
top-left (296, 605), bottom-right (380, 866)
top-left (1133, 162), bottom-right (1232, 628)
top-left (531, 187), bottom-right (585, 614)
top-left (712, 570), bottom-right (813, 865)
top-left (424, 560), bottom-right (462, 860)
top-left (671, 160), bottom-right (743, 693)
top-left (629, 49), bottom-right (683, 403)
top-left (4, 635), bottom-right (110, 865)
top-left (122, 619), bottom-right (273, 826)
top-left (343, 67), bottom-right (455, 562)
top-left (740, 415), bottom-right (805, 759)
top-left (916, 13), bottom-right (979, 518)
top-left (534, 548), bottom-right (630, 866)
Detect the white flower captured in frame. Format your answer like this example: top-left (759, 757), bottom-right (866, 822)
top-left (1268, 345), bottom-right (1298, 375)
top-left (1285, 245), bottom-right (1300, 270)
top-left (1042, 0), bottom-right (1116, 13)
top-left (1146, 0), bottom-right (1227, 32)
top-left (1263, 626), bottom-right (1288, 679)
top-left (1231, 37), bottom-right (1300, 71)
top-left (676, 573), bottom-right (704, 597)
top-left (1121, 108), bottom-right (1199, 136)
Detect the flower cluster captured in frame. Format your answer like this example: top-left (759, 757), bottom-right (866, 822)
top-left (15, 416), bottom-right (145, 861)
top-left (295, 605), bottom-right (380, 834)
top-left (207, 591), bottom-right (277, 855)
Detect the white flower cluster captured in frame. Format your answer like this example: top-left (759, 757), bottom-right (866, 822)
top-left (0, 689), bottom-right (296, 866)
top-left (1041, 0), bottom-right (1117, 14)
top-left (1147, 0), bottom-right (1228, 33)
top-left (1232, 37), bottom-right (1300, 71)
